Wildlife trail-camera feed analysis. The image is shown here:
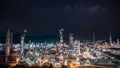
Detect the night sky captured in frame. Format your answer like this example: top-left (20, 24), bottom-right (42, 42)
top-left (0, 0), bottom-right (120, 40)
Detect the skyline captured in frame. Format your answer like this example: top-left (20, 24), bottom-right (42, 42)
top-left (0, 0), bottom-right (120, 39)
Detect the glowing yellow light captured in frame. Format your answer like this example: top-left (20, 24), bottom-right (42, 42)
top-left (51, 47), bottom-right (56, 51)
top-left (64, 60), bottom-right (67, 66)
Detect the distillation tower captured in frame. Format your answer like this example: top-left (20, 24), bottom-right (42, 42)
top-left (19, 31), bottom-right (26, 63)
top-left (69, 33), bottom-right (74, 48)
top-left (59, 28), bottom-right (64, 53)
top-left (59, 28), bottom-right (64, 47)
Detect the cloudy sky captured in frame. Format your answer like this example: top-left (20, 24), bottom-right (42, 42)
top-left (0, 0), bottom-right (120, 39)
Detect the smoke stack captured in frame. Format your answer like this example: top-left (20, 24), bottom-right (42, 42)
top-left (108, 24), bottom-right (112, 45)
top-left (109, 30), bottom-right (112, 45)
top-left (10, 30), bottom-right (13, 49)
top-left (5, 28), bottom-right (11, 62)
top-left (93, 28), bottom-right (96, 45)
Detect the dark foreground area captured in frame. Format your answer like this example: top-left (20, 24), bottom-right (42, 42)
top-left (0, 64), bottom-right (64, 68)
top-left (0, 64), bottom-right (119, 68)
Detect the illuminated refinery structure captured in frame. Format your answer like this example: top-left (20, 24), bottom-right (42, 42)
top-left (0, 28), bottom-right (120, 68)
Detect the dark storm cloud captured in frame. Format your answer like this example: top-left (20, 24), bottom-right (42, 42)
top-left (0, 0), bottom-right (120, 39)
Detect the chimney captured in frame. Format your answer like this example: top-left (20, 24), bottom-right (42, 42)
top-left (109, 29), bottom-right (112, 45)
top-left (5, 28), bottom-right (11, 62)
top-left (93, 28), bottom-right (96, 45)
top-left (10, 30), bottom-right (13, 49)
